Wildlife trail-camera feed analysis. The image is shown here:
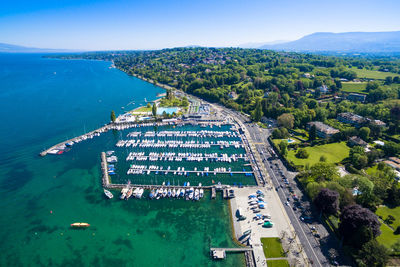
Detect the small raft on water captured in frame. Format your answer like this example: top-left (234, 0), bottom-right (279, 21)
top-left (70, 223), bottom-right (90, 228)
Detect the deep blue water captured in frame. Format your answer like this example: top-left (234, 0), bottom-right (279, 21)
top-left (0, 54), bottom-right (244, 267)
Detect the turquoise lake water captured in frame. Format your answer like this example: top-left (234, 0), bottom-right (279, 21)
top-left (0, 54), bottom-right (245, 266)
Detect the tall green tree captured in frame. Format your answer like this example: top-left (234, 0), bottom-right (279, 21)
top-left (152, 103), bottom-right (157, 117)
top-left (252, 98), bottom-right (263, 122)
top-left (277, 113), bottom-right (294, 129)
top-left (309, 124), bottom-right (317, 141)
top-left (110, 110), bottom-right (116, 122)
top-left (279, 140), bottom-right (288, 156)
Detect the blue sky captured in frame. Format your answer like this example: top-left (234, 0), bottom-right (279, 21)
top-left (1, 0), bottom-right (399, 50)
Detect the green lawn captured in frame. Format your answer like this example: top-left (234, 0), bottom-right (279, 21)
top-left (286, 142), bottom-right (350, 167)
top-left (266, 259), bottom-right (290, 267)
top-left (261, 237), bottom-right (285, 258)
top-left (377, 222), bottom-right (398, 248)
top-left (376, 206), bottom-right (400, 230)
top-left (348, 67), bottom-right (400, 80)
top-left (132, 106), bottom-right (151, 113)
top-left (376, 206), bottom-right (400, 248)
top-left (341, 82), bottom-right (367, 93)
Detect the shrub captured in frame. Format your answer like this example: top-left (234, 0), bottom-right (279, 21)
top-left (295, 148), bottom-right (309, 159)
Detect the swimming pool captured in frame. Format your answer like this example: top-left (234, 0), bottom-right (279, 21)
top-left (157, 107), bottom-right (179, 115)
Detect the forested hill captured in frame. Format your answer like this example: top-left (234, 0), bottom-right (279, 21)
top-left (51, 47), bottom-right (400, 130)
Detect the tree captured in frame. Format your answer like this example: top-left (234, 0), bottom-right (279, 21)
top-left (353, 175), bottom-right (376, 209)
top-left (309, 124), bottom-right (317, 141)
top-left (279, 140), bottom-right (288, 156)
top-left (272, 127), bottom-right (290, 139)
top-left (313, 188), bottom-right (340, 215)
top-left (295, 148), bottom-right (309, 159)
top-left (359, 127), bottom-right (370, 141)
top-left (252, 98), bottom-right (263, 122)
top-left (152, 103), bottom-right (157, 117)
top-left (350, 146), bottom-right (368, 169)
top-left (277, 113), bottom-right (294, 129)
top-left (392, 238), bottom-right (400, 253)
top-left (356, 239), bottom-right (389, 267)
top-left (385, 76), bottom-right (393, 85)
top-left (366, 81), bottom-right (380, 91)
top-left (146, 102), bottom-right (151, 108)
top-left (309, 162), bottom-right (340, 182)
top-left (319, 155), bottom-right (327, 162)
top-left (339, 204), bottom-right (381, 247)
top-left (110, 110), bottom-right (116, 122)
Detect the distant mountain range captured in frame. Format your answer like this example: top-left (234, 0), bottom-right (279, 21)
top-left (257, 31), bottom-right (400, 52)
top-left (238, 40), bottom-right (289, 49)
top-left (0, 43), bottom-right (77, 53)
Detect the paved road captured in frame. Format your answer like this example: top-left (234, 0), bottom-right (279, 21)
top-left (220, 107), bottom-right (350, 267)
top-left (181, 93), bottom-right (350, 266)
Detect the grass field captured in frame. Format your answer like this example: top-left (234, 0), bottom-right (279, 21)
top-left (376, 206), bottom-right (400, 230)
top-left (261, 237), bottom-right (285, 258)
top-left (341, 82), bottom-right (367, 93)
top-left (266, 259), bottom-right (290, 267)
top-left (348, 67), bottom-right (400, 80)
top-left (132, 106), bottom-right (151, 113)
top-left (376, 206), bottom-right (400, 248)
top-left (286, 142), bottom-right (350, 167)
top-left (377, 222), bottom-right (398, 248)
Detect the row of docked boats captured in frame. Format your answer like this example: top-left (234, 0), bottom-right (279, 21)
top-left (103, 183), bottom-right (205, 201)
top-left (126, 165), bottom-right (235, 176)
top-left (140, 130), bottom-right (238, 138)
top-left (126, 152), bottom-right (248, 162)
top-left (149, 182), bottom-right (204, 200)
top-left (116, 139), bottom-right (243, 149)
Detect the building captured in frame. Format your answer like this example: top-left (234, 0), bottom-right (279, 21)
top-left (317, 85), bottom-right (329, 94)
top-left (228, 91), bottom-right (238, 99)
top-left (384, 158), bottom-right (400, 171)
top-left (371, 119), bottom-right (387, 128)
top-left (348, 136), bottom-right (367, 147)
top-left (347, 93), bottom-right (366, 103)
top-left (337, 112), bottom-right (365, 128)
top-left (307, 121), bottom-right (340, 138)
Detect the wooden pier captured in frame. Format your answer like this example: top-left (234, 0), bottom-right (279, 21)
top-left (223, 189), bottom-right (228, 199)
top-left (211, 187), bottom-right (216, 199)
top-left (210, 247), bottom-right (253, 252)
top-left (127, 169), bottom-right (254, 175)
top-left (106, 183), bottom-right (215, 190)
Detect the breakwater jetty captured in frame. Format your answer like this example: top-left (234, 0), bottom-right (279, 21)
top-left (101, 152), bottom-right (111, 187)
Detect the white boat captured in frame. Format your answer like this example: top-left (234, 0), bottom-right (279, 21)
top-left (189, 187), bottom-right (194, 200)
top-left (194, 189), bottom-right (200, 201)
top-left (176, 188), bottom-right (181, 198)
top-left (163, 188), bottom-right (168, 198)
top-left (172, 188), bottom-right (176, 198)
top-left (133, 187), bottom-right (140, 198)
top-left (137, 188), bottom-right (144, 199)
top-left (199, 189), bottom-right (204, 198)
top-left (187, 182), bottom-right (190, 187)
top-left (126, 187), bottom-right (133, 199)
top-left (104, 189), bottom-right (113, 199)
top-left (120, 188), bottom-right (128, 200)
